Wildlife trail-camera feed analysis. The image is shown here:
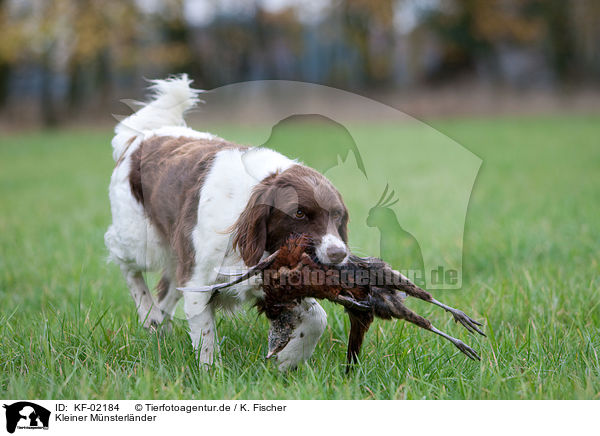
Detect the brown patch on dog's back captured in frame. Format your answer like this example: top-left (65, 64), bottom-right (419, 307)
top-left (128, 135), bottom-right (246, 285)
top-left (129, 146), bottom-right (144, 204)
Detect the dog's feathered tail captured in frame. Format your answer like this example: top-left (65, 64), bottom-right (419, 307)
top-left (111, 74), bottom-right (201, 161)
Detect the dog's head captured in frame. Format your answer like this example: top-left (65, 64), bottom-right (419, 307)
top-left (233, 165), bottom-right (349, 266)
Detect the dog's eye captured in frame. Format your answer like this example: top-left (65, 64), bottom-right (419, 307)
top-left (331, 211), bottom-right (342, 221)
top-left (294, 209), bottom-right (306, 219)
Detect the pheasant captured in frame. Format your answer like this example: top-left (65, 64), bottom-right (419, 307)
top-left (184, 234), bottom-right (485, 368)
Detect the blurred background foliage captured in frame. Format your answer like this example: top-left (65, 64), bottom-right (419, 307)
top-left (0, 0), bottom-right (599, 126)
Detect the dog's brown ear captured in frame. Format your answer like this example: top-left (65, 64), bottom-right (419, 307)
top-left (232, 183), bottom-right (273, 266)
top-left (338, 210), bottom-right (349, 243)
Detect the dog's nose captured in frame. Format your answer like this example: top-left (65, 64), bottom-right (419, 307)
top-left (326, 245), bottom-right (347, 264)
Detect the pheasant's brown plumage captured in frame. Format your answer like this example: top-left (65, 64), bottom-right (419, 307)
top-left (255, 235), bottom-right (485, 367)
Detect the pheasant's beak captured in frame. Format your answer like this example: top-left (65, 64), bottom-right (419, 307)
top-left (266, 339), bottom-right (289, 360)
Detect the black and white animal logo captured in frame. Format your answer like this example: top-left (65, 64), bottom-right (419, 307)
top-left (3, 402), bottom-right (50, 433)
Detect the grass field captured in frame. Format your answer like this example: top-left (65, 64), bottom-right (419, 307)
top-left (1, 114), bottom-right (599, 399)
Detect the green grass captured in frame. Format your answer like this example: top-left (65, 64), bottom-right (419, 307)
top-left (0, 115), bottom-right (599, 399)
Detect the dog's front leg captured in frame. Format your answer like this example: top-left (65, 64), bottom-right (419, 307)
top-left (184, 291), bottom-right (217, 368)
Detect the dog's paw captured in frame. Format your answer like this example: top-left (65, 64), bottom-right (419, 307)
top-left (147, 319), bottom-right (173, 334)
top-left (197, 347), bottom-right (218, 371)
top-left (141, 310), bottom-right (172, 333)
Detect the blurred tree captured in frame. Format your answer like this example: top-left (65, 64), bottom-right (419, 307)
top-left (0, 0), bottom-right (193, 124)
top-left (0, 0), bottom-right (10, 105)
top-left (420, 0), bottom-right (600, 85)
top-left (341, 0), bottom-right (396, 86)
top-left (571, 0), bottom-right (600, 79)
top-left (144, 0), bottom-right (198, 79)
top-left (0, 0), bottom-right (598, 125)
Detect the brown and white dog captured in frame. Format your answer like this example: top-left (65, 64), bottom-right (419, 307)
top-left (105, 75), bottom-right (350, 370)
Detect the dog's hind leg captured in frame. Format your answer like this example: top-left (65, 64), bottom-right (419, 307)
top-left (120, 265), bottom-right (167, 329)
top-left (156, 274), bottom-right (183, 323)
top-left (156, 272), bottom-right (183, 331)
